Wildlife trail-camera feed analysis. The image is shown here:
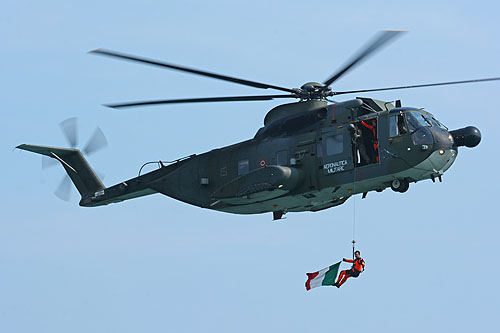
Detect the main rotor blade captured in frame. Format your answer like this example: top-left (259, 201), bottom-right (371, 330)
top-left (323, 30), bottom-right (405, 87)
top-left (104, 94), bottom-right (296, 109)
top-left (83, 127), bottom-right (108, 155)
top-left (90, 49), bottom-right (296, 94)
top-left (59, 117), bottom-right (78, 148)
top-left (332, 77), bottom-right (500, 96)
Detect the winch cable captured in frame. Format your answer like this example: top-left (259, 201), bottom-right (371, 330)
top-left (352, 127), bottom-right (358, 259)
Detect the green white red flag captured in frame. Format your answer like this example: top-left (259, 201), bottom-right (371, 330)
top-left (305, 261), bottom-right (341, 291)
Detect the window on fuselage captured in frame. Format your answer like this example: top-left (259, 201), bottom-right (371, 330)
top-left (276, 150), bottom-right (287, 166)
top-left (326, 134), bottom-right (343, 155)
top-left (238, 159), bottom-right (249, 175)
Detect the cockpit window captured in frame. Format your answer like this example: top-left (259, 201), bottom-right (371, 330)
top-left (414, 112), bottom-right (432, 127)
top-left (405, 111), bottom-right (448, 133)
top-left (405, 112), bottom-right (423, 133)
top-left (430, 116), bottom-right (448, 130)
top-left (405, 111), bottom-right (443, 133)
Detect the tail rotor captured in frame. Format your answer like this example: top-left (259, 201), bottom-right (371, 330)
top-left (83, 127), bottom-right (108, 155)
top-left (41, 117), bottom-right (108, 201)
top-left (54, 175), bottom-right (73, 201)
top-left (60, 117), bottom-right (79, 148)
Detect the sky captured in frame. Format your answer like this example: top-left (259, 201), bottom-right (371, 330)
top-left (1, 0), bottom-right (500, 332)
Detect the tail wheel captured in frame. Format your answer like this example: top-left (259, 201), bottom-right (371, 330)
top-left (391, 178), bottom-right (409, 193)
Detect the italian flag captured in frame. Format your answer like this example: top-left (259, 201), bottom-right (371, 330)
top-left (305, 261), bottom-right (341, 291)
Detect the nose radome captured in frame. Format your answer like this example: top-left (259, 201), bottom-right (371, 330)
top-left (450, 126), bottom-right (481, 148)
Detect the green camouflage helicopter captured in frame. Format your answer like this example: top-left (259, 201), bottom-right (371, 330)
top-left (17, 31), bottom-right (495, 220)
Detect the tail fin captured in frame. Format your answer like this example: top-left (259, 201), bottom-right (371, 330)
top-left (17, 144), bottom-right (105, 196)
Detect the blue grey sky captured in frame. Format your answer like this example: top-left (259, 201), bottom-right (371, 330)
top-left (2, 1), bottom-right (499, 332)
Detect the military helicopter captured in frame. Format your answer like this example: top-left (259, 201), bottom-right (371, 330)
top-left (17, 31), bottom-right (496, 220)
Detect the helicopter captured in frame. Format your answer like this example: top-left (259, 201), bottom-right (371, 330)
top-left (17, 31), bottom-right (496, 220)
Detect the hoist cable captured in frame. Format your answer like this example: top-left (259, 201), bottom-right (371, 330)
top-left (352, 126), bottom-right (358, 259)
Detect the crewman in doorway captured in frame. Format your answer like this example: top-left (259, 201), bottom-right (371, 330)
top-left (334, 250), bottom-right (365, 288)
top-left (361, 119), bottom-right (379, 163)
top-left (349, 124), bottom-right (370, 166)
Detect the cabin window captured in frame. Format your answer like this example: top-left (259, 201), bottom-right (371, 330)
top-left (238, 159), bottom-right (249, 175)
top-left (389, 114), bottom-right (408, 137)
top-left (276, 150), bottom-right (287, 166)
top-left (326, 134), bottom-right (343, 155)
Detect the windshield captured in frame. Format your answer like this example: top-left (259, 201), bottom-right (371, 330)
top-left (405, 111), bottom-right (448, 132)
top-left (429, 115), bottom-right (448, 130)
top-left (405, 112), bottom-right (425, 132)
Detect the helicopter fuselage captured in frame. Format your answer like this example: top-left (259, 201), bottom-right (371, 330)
top-left (78, 98), bottom-right (480, 219)
top-left (16, 32), bottom-right (492, 219)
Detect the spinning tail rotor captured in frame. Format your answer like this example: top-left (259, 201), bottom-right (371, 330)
top-left (37, 118), bottom-right (108, 201)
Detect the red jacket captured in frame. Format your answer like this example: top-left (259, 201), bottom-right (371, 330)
top-left (361, 120), bottom-right (378, 149)
top-left (344, 257), bottom-right (365, 272)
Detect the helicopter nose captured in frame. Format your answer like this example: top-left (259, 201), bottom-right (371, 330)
top-left (450, 126), bottom-right (481, 148)
top-left (427, 126), bottom-right (453, 150)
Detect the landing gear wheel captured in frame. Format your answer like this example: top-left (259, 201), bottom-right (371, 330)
top-left (391, 179), bottom-right (409, 193)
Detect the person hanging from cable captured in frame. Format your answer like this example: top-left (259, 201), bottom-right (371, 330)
top-left (334, 250), bottom-right (365, 288)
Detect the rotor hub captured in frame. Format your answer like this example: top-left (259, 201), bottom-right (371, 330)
top-left (296, 82), bottom-right (333, 100)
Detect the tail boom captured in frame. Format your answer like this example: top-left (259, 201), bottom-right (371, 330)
top-left (17, 144), bottom-right (165, 207)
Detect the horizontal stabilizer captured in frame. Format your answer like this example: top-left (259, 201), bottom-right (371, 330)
top-left (17, 144), bottom-right (105, 196)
